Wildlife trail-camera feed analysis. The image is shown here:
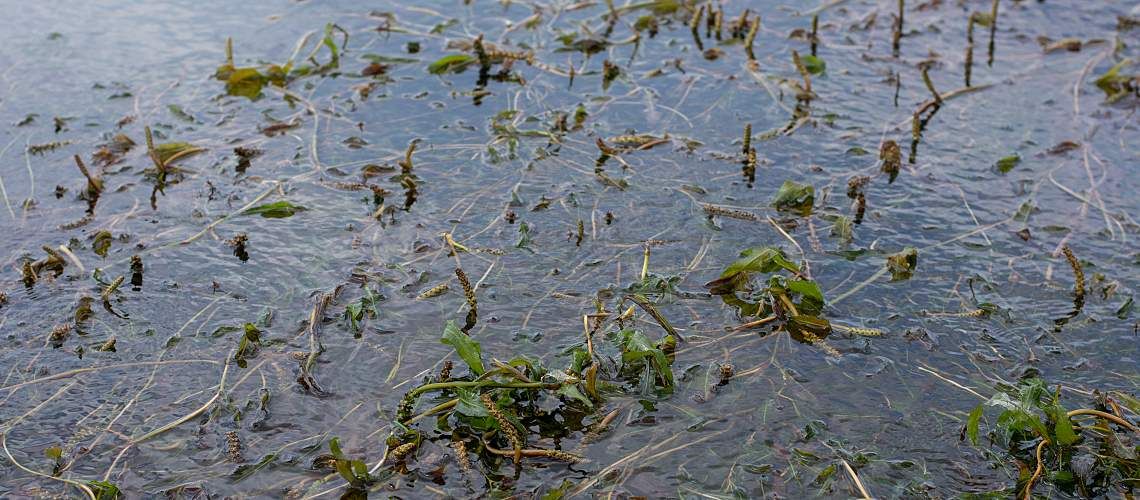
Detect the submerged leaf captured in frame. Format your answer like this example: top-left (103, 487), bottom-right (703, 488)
top-left (886, 247), bottom-right (918, 281)
top-left (153, 142), bottom-right (199, 164)
top-left (771, 180), bottom-right (815, 215)
top-left (1050, 405), bottom-right (1078, 446)
top-left (441, 320), bottom-right (484, 375)
top-left (92, 230), bottom-right (113, 258)
top-left (428, 54), bottom-right (475, 75)
top-left (801, 55), bottom-right (826, 75)
top-left (995, 154), bottom-right (1021, 173)
top-left (243, 201), bottom-right (307, 218)
top-left (224, 67), bottom-right (268, 100)
top-left (619, 329), bottom-right (674, 389)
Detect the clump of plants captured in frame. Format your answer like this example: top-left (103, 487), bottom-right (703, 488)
top-left (963, 378), bottom-right (1139, 498)
top-left (706, 246), bottom-right (881, 356)
top-left (377, 299), bottom-right (679, 486)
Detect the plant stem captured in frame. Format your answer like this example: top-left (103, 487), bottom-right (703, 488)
top-left (409, 380), bottom-right (557, 398)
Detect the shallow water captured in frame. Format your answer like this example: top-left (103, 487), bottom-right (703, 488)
top-left (1, 0), bottom-right (1138, 497)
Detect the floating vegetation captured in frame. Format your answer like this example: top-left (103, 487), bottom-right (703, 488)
top-left (2, 1), bottom-right (1137, 498)
top-left (879, 140), bottom-right (901, 183)
top-left (963, 378), bottom-right (1140, 499)
top-left (886, 247), bottom-right (918, 281)
top-left (242, 201), bottom-right (307, 218)
top-left (706, 246), bottom-right (877, 357)
top-left (771, 180), bottom-right (815, 215)
top-left (27, 140), bottom-right (71, 156)
top-left (1093, 59), bottom-right (1138, 104)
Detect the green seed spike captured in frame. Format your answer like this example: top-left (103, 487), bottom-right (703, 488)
top-left (744, 15), bottom-right (759, 60)
top-left (742, 123), bottom-right (752, 156)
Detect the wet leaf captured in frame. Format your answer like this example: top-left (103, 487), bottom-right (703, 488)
top-left (966, 404), bottom-right (984, 445)
top-left (707, 246), bottom-right (799, 294)
top-left (225, 67), bottom-right (268, 99)
top-left (428, 54), bottom-right (475, 75)
top-left (771, 180), bottom-right (814, 215)
top-left (786, 279), bottom-right (825, 314)
top-left (243, 201), bottom-right (307, 218)
top-left (44, 446), bottom-right (63, 460)
top-left (92, 230), bottom-right (113, 257)
top-left (88, 480), bottom-right (120, 500)
top-left (1047, 403), bottom-right (1078, 446)
top-left (995, 154), bottom-right (1020, 173)
top-left (362, 54), bottom-right (418, 64)
top-left (153, 142), bottom-right (198, 164)
top-left (455, 387), bottom-right (490, 416)
top-left (801, 55), bottom-right (826, 75)
top-left (1093, 59), bottom-right (1136, 103)
top-left (619, 329), bottom-right (674, 389)
top-left (831, 216), bottom-right (853, 244)
top-left (516, 221), bottom-right (534, 251)
top-left (1116, 296), bottom-right (1133, 319)
top-left (441, 320), bottom-right (484, 375)
top-left (886, 247), bottom-right (918, 281)
top-left (167, 105), bottom-right (196, 123)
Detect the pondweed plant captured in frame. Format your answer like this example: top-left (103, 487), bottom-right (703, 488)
top-left (384, 300), bottom-right (681, 484)
top-left (705, 246), bottom-right (882, 357)
top-left (963, 378), bottom-right (1139, 498)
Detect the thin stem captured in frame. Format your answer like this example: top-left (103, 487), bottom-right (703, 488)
top-left (409, 380), bottom-right (557, 398)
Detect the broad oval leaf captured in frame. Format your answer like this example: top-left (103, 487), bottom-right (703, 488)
top-left (441, 320), bottom-right (485, 375)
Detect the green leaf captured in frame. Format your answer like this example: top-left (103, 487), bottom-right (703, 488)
top-left (88, 480), bottom-right (121, 500)
top-left (1093, 59), bottom-right (1135, 102)
top-left (1047, 404), bottom-right (1078, 446)
top-left (705, 246), bottom-right (799, 294)
top-left (440, 320), bottom-right (485, 375)
top-left (832, 215), bottom-right (853, 244)
top-left (153, 142), bottom-right (198, 164)
top-left (1116, 295), bottom-right (1133, 319)
top-left (619, 329), bottom-right (673, 388)
top-left (362, 54), bottom-right (419, 64)
top-left (771, 180), bottom-right (815, 215)
top-left (428, 54), bottom-right (475, 75)
top-left (786, 279), bottom-right (825, 314)
top-left (243, 201), bottom-right (307, 218)
top-left (516, 221), bottom-right (534, 251)
top-left (329, 437), bottom-right (345, 459)
top-left (966, 404), bottom-right (984, 445)
top-left (225, 67), bottom-right (268, 100)
top-left (801, 55), bottom-right (826, 75)
top-left (92, 230), bottom-right (113, 257)
top-left (168, 105), bottom-right (196, 123)
top-left (886, 247), bottom-right (918, 281)
top-left (995, 154), bottom-right (1021, 173)
top-left (455, 387), bottom-right (490, 417)
top-left (44, 446), bottom-right (63, 460)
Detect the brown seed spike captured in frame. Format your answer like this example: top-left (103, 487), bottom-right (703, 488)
top-left (1061, 246), bottom-right (1085, 302)
top-left (879, 140), bottom-right (901, 182)
top-left (453, 439), bottom-right (472, 474)
top-left (482, 393), bottom-right (523, 464)
top-left (225, 431), bottom-right (243, 463)
top-left (744, 15), bottom-right (760, 60)
top-left (718, 363), bottom-right (734, 386)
